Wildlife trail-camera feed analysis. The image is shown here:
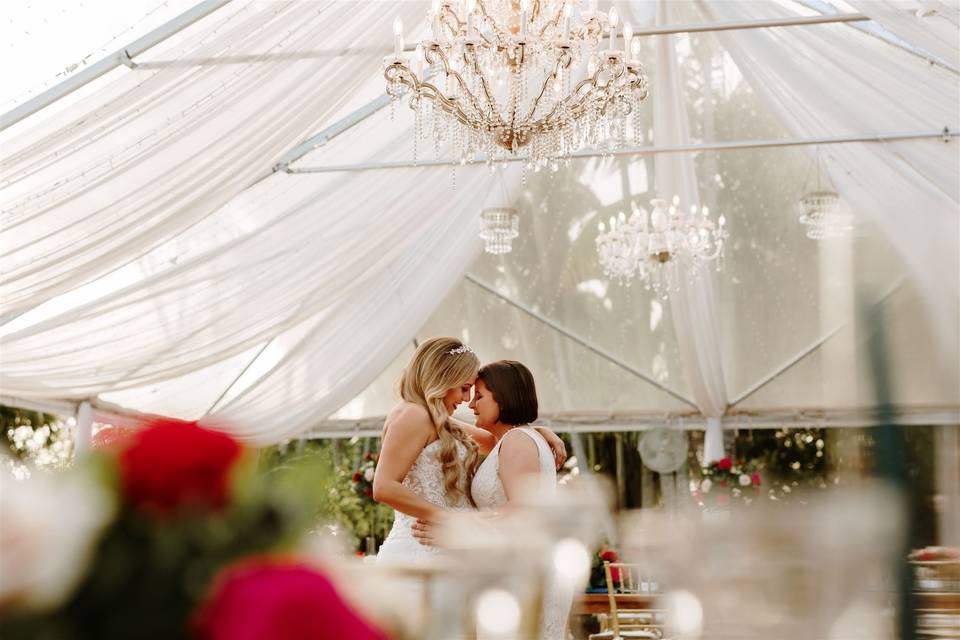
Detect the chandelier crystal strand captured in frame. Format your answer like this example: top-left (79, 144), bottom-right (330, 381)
top-left (384, 0), bottom-right (648, 171)
top-left (596, 197), bottom-right (728, 297)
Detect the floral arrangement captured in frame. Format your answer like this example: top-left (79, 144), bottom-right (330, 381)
top-left (588, 545), bottom-right (621, 591)
top-left (0, 419), bottom-right (386, 640)
top-left (692, 456), bottom-right (762, 508)
top-left (352, 452), bottom-right (378, 502)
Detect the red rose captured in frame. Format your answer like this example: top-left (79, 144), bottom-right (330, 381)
top-left (118, 419), bottom-right (242, 516)
top-left (716, 494), bottom-right (730, 506)
top-left (718, 457), bottom-right (733, 471)
top-left (352, 472), bottom-right (362, 483)
top-left (363, 487), bottom-right (373, 498)
top-left (599, 550), bottom-right (618, 562)
top-left (751, 473), bottom-right (761, 486)
top-left (364, 452), bottom-right (373, 461)
top-left (193, 558), bottom-right (387, 640)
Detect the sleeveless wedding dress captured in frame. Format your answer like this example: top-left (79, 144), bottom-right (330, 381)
top-left (471, 427), bottom-right (570, 640)
top-left (377, 439), bottom-right (472, 564)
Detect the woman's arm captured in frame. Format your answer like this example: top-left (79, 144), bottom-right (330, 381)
top-left (497, 430), bottom-right (543, 504)
top-left (532, 426), bottom-right (567, 469)
top-left (450, 416), bottom-right (495, 455)
top-left (372, 408), bottom-right (445, 522)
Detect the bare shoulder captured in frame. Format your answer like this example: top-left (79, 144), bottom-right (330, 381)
top-left (383, 402), bottom-right (435, 443)
top-left (499, 428), bottom-right (539, 459)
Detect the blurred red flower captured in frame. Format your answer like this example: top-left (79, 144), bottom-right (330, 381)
top-left (193, 558), bottom-right (387, 640)
top-left (118, 419), bottom-right (242, 516)
top-left (599, 550), bottom-right (618, 563)
top-left (717, 457), bottom-right (733, 471)
top-left (751, 473), bottom-right (761, 486)
top-left (363, 487), bottom-right (373, 498)
top-left (352, 472), bottom-right (362, 483)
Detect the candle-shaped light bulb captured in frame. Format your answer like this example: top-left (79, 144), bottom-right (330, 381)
top-left (607, 8), bottom-right (618, 50)
top-left (672, 194), bottom-right (680, 206)
top-left (588, 0), bottom-right (598, 13)
top-left (562, 2), bottom-right (571, 39)
top-left (718, 214), bottom-right (726, 226)
top-left (703, 206), bottom-right (710, 217)
top-left (631, 38), bottom-right (641, 59)
top-left (415, 44), bottom-right (425, 80)
top-left (393, 16), bottom-right (403, 56)
top-left (623, 22), bottom-right (633, 54)
top-left (432, 0), bottom-right (441, 12)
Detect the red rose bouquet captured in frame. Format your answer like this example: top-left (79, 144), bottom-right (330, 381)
top-left (0, 418), bottom-right (352, 640)
top-left (692, 457), bottom-right (763, 509)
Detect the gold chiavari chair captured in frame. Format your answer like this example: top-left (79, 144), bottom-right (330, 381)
top-left (588, 561), bottom-right (667, 640)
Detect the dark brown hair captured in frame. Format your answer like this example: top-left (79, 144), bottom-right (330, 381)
top-left (477, 360), bottom-right (538, 426)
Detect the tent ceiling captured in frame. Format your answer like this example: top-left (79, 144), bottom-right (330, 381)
top-left (1, 1), bottom-right (957, 442)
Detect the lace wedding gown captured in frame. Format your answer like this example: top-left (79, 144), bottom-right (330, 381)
top-left (471, 427), bottom-right (570, 640)
top-left (377, 439), bottom-right (472, 564)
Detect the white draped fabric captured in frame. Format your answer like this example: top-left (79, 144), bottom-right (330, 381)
top-left (648, 1), bottom-right (729, 461)
top-left (1, 1), bottom-right (957, 442)
top-left (846, 0), bottom-right (960, 69)
top-left (699, 0), bottom-right (960, 368)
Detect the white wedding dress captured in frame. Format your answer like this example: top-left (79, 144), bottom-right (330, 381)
top-left (471, 427), bottom-right (570, 640)
top-left (377, 439), bottom-right (472, 564)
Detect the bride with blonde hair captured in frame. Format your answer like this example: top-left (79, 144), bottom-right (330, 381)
top-left (374, 337), bottom-right (564, 563)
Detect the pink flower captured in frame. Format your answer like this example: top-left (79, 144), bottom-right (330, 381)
top-left (193, 558), bottom-right (387, 640)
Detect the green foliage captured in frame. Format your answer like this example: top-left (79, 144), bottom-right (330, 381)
top-left (258, 438), bottom-right (394, 551)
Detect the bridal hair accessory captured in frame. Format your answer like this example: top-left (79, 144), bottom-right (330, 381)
top-left (447, 345), bottom-right (473, 356)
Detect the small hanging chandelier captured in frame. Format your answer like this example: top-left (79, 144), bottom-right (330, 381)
top-left (797, 150), bottom-right (851, 240)
top-left (595, 196), bottom-right (727, 296)
top-left (479, 207), bottom-right (520, 254)
top-left (384, 0), bottom-right (649, 172)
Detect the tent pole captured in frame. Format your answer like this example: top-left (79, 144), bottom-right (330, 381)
top-left (1, 0), bottom-right (231, 132)
top-left (729, 279), bottom-right (904, 407)
top-left (288, 129), bottom-right (958, 173)
top-left (464, 274), bottom-right (700, 410)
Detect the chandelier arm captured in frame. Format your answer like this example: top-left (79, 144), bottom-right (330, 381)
top-left (537, 1), bottom-right (565, 39)
top-left (439, 4), bottom-right (464, 40)
top-left (475, 1), bottom-right (511, 48)
top-left (426, 45), bottom-right (488, 123)
top-left (520, 53), bottom-right (569, 125)
top-left (466, 46), bottom-right (508, 129)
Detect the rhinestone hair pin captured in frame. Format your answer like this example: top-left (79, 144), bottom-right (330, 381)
top-left (447, 345), bottom-right (473, 356)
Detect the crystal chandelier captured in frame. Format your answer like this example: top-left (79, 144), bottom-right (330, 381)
top-left (595, 196), bottom-right (727, 296)
top-left (479, 207), bottom-right (520, 253)
top-left (798, 190), bottom-right (851, 240)
top-left (384, 0), bottom-right (649, 172)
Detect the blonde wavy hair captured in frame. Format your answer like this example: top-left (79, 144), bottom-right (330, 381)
top-left (399, 337), bottom-right (480, 506)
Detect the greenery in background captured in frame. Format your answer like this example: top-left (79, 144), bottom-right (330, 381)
top-left (258, 437), bottom-right (393, 552)
top-left (1, 405), bottom-right (72, 470)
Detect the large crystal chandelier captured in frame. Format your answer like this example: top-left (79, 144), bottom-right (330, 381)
top-left (596, 197), bottom-right (727, 296)
top-left (384, 0), bottom-right (649, 171)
